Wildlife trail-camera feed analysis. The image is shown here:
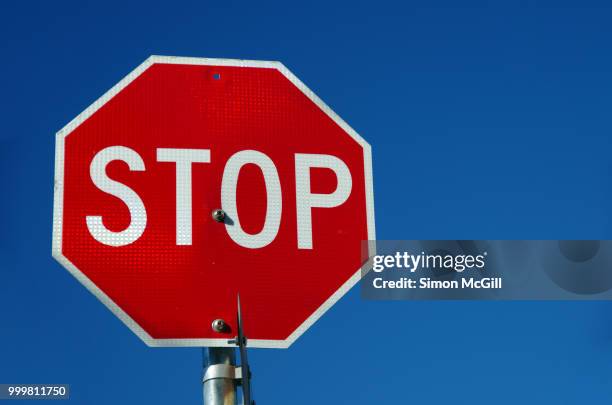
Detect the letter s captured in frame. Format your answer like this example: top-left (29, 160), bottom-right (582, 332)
top-left (86, 146), bottom-right (146, 246)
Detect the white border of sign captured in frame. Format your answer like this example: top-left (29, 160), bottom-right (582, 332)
top-left (52, 55), bottom-right (376, 348)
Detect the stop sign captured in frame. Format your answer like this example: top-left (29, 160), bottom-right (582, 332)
top-left (52, 56), bottom-right (375, 348)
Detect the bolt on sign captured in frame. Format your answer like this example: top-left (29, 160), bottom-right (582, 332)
top-left (52, 56), bottom-right (375, 348)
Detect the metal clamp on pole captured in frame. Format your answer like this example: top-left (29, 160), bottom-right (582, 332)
top-left (203, 364), bottom-right (243, 383)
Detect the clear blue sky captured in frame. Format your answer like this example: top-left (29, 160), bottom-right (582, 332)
top-left (2, 0), bottom-right (612, 404)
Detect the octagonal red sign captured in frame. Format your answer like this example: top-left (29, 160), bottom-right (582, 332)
top-left (52, 56), bottom-right (375, 348)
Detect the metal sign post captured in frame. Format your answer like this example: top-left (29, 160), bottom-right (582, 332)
top-left (203, 347), bottom-right (237, 405)
top-left (203, 295), bottom-right (254, 405)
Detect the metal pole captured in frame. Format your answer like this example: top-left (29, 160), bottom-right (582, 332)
top-left (203, 347), bottom-right (237, 405)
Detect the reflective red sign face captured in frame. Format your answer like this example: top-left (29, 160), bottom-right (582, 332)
top-left (53, 56), bottom-right (375, 348)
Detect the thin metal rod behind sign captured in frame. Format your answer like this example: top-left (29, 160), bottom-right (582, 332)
top-left (230, 294), bottom-right (253, 405)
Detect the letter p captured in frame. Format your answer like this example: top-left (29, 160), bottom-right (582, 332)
top-left (295, 153), bottom-right (352, 249)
